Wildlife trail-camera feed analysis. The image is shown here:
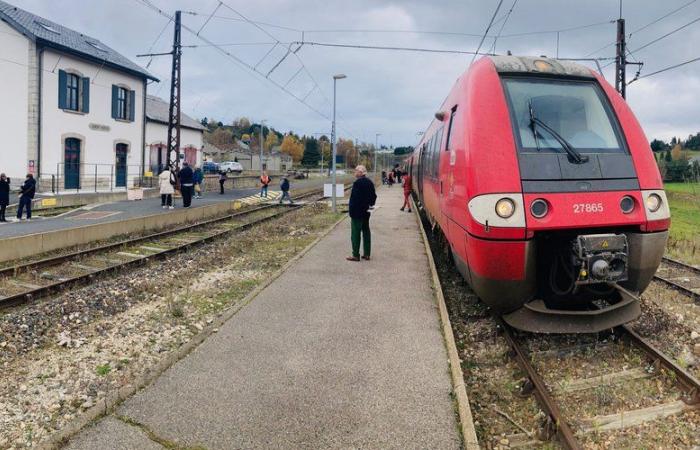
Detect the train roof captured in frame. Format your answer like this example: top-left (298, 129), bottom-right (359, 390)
top-left (488, 55), bottom-right (595, 79)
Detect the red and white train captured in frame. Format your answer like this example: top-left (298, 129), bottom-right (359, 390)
top-left (409, 56), bottom-right (670, 333)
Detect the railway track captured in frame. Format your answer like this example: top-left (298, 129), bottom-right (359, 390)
top-left (499, 320), bottom-right (700, 449)
top-left (0, 187), bottom-right (332, 311)
top-left (654, 256), bottom-right (700, 302)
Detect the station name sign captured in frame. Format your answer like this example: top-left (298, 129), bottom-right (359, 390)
top-left (89, 123), bottom-right (111, 132)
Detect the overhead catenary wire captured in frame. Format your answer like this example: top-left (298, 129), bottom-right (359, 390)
top-left (628, 15), bottom-right (700, 54)
top-left (287, 41), bottom-right (493, 55)
top-left (629, 55), bottom-right (700, 83)
top-left (134, 0), bottom-right (332, 121)
top-left (488, 0), bottom-right (519, 54)
top-left (470, 0), bottom-right (505, 66)
top-left (584, 0), bottom-right (698, 57)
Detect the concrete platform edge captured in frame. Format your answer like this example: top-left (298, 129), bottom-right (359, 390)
top-left (37, 211), bottom-right (349, 450)
top-left (413, 200), bottom-right (480, 450)
top-left (0, 200), bottom-right (239, 264)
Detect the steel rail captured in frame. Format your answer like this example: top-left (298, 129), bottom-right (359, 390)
top-left (0, 206), bottom-right (298, 310)
top-left (0, 186), bottom-right (335, 310)
top-left (653, 256), bottom-right (700, 302)
top-left (499, 320), bottom-right (583, 450)
top-left (0, 187), bottom-right (325, 277)
top-left (619, 324), bottom-right (700, 403)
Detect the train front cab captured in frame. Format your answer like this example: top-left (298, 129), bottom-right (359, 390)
top-left (461, 57), bottom-right (670, 333)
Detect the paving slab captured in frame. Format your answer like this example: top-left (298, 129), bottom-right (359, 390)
top-left (64, 416), bottom-right (164, 450)
top-left (67, 185), bottom-right (461, 449)
top-left (0, 178), bottom-right (329, 240)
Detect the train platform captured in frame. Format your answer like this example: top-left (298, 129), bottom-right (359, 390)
top-left (0, 178), bottom-right (339, 264)
top-left (65, 186), bottom-right (463, 449)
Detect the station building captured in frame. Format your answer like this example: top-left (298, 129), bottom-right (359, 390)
top-left (145, 95), bottom-right (205, 175)
top-left (0, 0), bottom-right (157, 192)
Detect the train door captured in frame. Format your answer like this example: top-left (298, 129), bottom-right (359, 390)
top-left (417, 144), bottom-right (426, 204)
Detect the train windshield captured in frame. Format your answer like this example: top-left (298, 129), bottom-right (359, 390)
top-left (503, 78), bottom-right (625, 154)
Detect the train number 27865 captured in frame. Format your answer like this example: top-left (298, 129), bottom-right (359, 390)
top-left (573, 203), bottom-right (604, 213)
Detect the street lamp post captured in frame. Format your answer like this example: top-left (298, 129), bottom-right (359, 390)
top-left (259, 119), bottom-right (266, 175)
top-left (331, 74), bottom-right (346, 213)
top-left (374, 133), bottom-right (381, 176)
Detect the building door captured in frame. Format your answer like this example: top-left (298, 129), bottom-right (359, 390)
top-left (116, 143), bottom-right (128, 187)
top-left (64, 138), bottom-right (81, 190)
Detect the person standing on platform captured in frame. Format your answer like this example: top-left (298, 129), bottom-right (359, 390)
top-left (279, 176), bottom-right (293, 204)
top-left (16, 174), bottom-right (35, 221)
top-left (159, 168), bottom-right (175, 209)
top-left (401, 172), bottom-right (412, 213)
top-left (0, 174), bottom-right (9, 222)
top-left (387, 170), bottom-right (394, 187)
top-left (219, 170), bottom-right (227, 195)
top-left (260, 171), bottom-right (270, 198)
top-left (193, 165), bottom-right (204, 199)
top-left (179, 162), bottom-right (194, 208)
top-left (347, 165), bottom-right (376, 262)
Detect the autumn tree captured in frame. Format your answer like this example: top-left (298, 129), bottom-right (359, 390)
top-left (671, 143), bottom-right (684, 161)
top-left (264, 132), bottom-right (280, 152)
top-left (336, 138), bottom-right (357, 167)
top-left (205, 127), bottom-right (234, 147)
top-left (280, 135), bottom-right (304, 162)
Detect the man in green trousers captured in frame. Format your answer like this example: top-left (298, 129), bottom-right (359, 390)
top-left (347, 165), bottom-right (377, 261)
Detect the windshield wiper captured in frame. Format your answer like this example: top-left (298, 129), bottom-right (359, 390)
top-left (528, 100), bottom-right (589, 164)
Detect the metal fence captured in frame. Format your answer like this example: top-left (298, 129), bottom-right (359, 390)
top-left (39, 163), bottom-right (154, 194)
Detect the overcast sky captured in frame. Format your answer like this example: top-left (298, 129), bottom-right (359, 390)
top-left (16, 0), bottom-right (700, 147)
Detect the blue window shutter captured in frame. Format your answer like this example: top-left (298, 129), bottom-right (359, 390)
top-left (81, 77), bottom-right (90, 113)
top-left (129, 90), bottom-right (136, 122)
top-left (111, 85), bottom-right (119, 119)
top-left (58, 70), bottom-right (67, 109)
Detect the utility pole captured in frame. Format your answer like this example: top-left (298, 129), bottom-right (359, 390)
top-left (136, 11), bottom-right (183, 174)
top-left (374, 133), bottom-right (380, 175)
top-left (615, 17), bottom-right (627, 98)
top-left (167, 11), bottom-right (182, 171)
top-left (259, 120), bottom-right (266, 174)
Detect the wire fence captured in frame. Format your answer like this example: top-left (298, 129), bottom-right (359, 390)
top-left (39, 163), bottom-right (154, 194)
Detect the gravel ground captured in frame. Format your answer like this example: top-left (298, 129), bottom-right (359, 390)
top-left (0, 203), bottom-right (339, 448)
top-left (425, 220), bottom-right (700, 449)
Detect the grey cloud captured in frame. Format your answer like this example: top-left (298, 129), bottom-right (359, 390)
top-left (18, 0), bottom-right (700, 146)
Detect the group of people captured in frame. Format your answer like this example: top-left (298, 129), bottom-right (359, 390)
top-left (158, 165), bottom-right (293, 209)
top-left (381, 164), bottom-right (405, 187)
top-left (158, 162), bottom-right (203, 209)
top-left (0, 173), bottom-right (37, 222)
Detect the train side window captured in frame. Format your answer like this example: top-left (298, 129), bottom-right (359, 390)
top-left (445, 107), bottom-right (457, 151)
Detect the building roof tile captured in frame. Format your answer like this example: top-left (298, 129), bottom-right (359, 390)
top-left (0, 0), bottom-right (157, 81)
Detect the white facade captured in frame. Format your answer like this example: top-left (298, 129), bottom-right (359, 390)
top-left (145, 121), bottom-right (203, 173)
top-left (40, 49), bottom-right (146, 191)
top-left (0, 1), bottom-right (154, 192)
top-left (0, 19), bottom-right (29, 184)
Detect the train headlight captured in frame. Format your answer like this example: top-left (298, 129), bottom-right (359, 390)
top-left (645, 193), bottom-right (662, 212)
top-left (530, 199), bottom-right (548, 218)
top-left (495, 198), bottom-right (516, 218)
top-left (620, 196), bottom-right (635, 214)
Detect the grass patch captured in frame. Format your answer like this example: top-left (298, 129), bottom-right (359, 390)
top-left (664, 182), bottom-right (700, 263)
top-left (95, 364), bottom-right (111, 376)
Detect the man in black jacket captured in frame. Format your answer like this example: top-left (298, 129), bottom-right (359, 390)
top-left (17, 174), bottom-right (36, 221)
top-left (179, 162), bottom-right (194, 207)
top-left (347, 165), bottom-right (377, 261)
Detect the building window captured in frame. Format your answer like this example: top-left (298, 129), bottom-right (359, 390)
top-left (112, 85), bottom-right (135, 122)
top-left (66, 73), bottom-right (79, 111)
top-left (58, 70), bottom-right (89, 113)
top-left (117, 87), bottom-right (127, 120)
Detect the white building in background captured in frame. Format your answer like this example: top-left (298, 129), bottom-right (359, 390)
top-left (0, 0), bottom-right (157, 192)
top-left (145, 95), bottom-right (204, 175)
